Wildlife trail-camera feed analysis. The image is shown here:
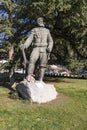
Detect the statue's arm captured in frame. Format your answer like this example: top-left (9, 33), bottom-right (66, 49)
top-left (20, 29), bottom-right (34, 50)
top-left (47, 30), bottom-right (53, 52)
top-left (23, 34), bottom-right (33, 49)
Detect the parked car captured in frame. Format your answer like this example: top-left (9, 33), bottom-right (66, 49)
top-left (45, 69), bottom-right (54, 76)
top-left (78, 70), bottom-right (87, 78)
top-left (45, 64), bottom-right (71, 77)
top-left (59, 69), bottom-right (71, 77)
top-left (53, 69), bottom-right (60, 76)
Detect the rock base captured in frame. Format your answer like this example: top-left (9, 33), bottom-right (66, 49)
top-left (16, 80), bottom-right (58, 103)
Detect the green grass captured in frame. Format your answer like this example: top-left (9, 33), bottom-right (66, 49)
top-left (0, 78), bottom-right (87, 130)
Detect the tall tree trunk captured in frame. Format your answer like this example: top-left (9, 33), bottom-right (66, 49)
top-left (8, 46), bottom-right (15, 90)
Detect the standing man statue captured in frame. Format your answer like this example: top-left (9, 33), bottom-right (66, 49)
top-left (20, 17), bottom-right (53, 81)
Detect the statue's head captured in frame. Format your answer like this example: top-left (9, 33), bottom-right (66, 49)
top-left (37, 17), bottom-right (44, 27)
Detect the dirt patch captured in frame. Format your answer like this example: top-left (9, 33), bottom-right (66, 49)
top-left (45, 93), bottom-right (70, 106)
top-left (0, 96), bottom-right (19, 107)
top-left (0, 80), bottom-right (70, 107)
top-left (0, 92), bottom-right (70, 108)
top-left (29, 93), bottom-right (70, 107)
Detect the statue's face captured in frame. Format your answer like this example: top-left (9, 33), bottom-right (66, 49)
top-left (37, 17), bottom-right (44, 26)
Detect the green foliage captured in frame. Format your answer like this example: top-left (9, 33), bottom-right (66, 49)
top-left (0, 0), bottom-right (87, 72)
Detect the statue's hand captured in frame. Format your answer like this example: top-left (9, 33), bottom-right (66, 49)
top-left (19, 44), bottom-right (25, 50)
top-left (46, 47), bottom-right (50, 53)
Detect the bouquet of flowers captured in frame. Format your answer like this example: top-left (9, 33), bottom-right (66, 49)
top-left (26, 75), bottom-right (35, 82)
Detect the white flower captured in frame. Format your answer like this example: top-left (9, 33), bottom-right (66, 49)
top-left (26, 75), bottom-right (35, 82)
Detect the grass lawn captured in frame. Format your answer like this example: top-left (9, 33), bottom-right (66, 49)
top-left (0, 77), bottom-right (87, 130)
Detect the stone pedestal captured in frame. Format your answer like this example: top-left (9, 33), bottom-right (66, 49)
top-left (16, 80), bottom-right (58, 103)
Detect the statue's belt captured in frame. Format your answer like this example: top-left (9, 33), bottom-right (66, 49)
top-left (33, 45), bottom-right (47, 48)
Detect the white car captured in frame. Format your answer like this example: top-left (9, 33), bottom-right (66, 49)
top-left (59, 70), bottom-right (70, 77)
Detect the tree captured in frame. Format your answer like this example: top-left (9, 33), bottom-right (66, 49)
top-left (44, 0), bottom-right (87, 71)
top-left (0, 0), bottom-right (31, 88)
top-left (0, 0), bottom-right (87, 84)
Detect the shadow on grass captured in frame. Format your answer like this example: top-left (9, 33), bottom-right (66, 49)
top-left (0, 72), bottom-right (24, 90)
top-left (0, 81), bottom-right (11, 90)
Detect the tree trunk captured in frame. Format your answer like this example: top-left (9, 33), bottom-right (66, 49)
top-left (8, 46), bottom-right (16, 89)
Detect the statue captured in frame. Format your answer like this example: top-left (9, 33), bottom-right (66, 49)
top-left (20, 17), bottom-right (53, 81)
top-left (15, 17), bottom-right (57, 103)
